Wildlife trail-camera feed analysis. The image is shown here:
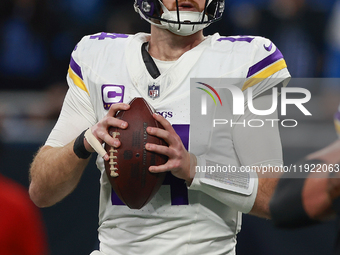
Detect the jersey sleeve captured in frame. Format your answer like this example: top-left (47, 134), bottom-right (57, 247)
top-left (233, 94), bottom-right (283, 167)
top-left (45, 38), bottom-right (97, 147)
top-left (242, 37), bottom-right (291, 99)
top-left (67, 37), bottom-right (91, 95)
top-left (189, 94), bottom-right (283, 213)
top-left (234, 38), bottom-right (286, 166)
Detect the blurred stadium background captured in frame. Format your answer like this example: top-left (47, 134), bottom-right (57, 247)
top-left (1, 0), bottom-right (340, 254)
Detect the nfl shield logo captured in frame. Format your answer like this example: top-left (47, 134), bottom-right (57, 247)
top-left (148, 84), bottom-right (160, 99)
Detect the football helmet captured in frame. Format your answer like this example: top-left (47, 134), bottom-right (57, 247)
top-left (134, 0), bottom-right (225, 36)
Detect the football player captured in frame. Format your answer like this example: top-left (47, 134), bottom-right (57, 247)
top-left (29, 0), bottom-right (290, 254)
top-left (270, 105), bottom-right (340, 254)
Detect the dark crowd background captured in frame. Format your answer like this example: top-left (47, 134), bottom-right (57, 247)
top-left (0, 0), bottom-right (340, 254)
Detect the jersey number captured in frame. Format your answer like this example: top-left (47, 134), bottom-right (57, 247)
top-left (90, 32), bottom-right (128, 40)
top-left (111, 124), bottom-right (190, 206)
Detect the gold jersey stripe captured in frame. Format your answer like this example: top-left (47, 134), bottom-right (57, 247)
top-left (242, 59), bottom-right (287, 91)
top-left (68, 66), bottom-right (89, 95)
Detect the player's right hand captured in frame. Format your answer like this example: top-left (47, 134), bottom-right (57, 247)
top-left (84, 103), bottom-right (130, 160)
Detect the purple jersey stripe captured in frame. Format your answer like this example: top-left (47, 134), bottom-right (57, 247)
top-left (247, 48), bottom-right (284, 78)
top-left (70, 56), bottom-right (83, 80)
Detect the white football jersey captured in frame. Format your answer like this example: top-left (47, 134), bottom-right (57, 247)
top-left (46, 32), bottom-right (290, 255)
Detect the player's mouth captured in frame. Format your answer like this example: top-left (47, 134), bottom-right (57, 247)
top-left (177, 1), bottom-right (199, 11)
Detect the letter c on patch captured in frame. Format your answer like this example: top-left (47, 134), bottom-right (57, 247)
top-left (102, 84), bottom-right (125, 110)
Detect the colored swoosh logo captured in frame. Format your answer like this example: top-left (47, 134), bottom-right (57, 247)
top-left (264, 42), bottom-right (273, 52)
top-left (196, 82), bottom-right (222, 106)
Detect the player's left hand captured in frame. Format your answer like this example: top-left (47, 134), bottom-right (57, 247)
top-left (145, 113), bottom-right (195, 184)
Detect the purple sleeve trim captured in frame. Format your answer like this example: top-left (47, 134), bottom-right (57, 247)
top-left (70, 56), bottom-right (83, 80)
top-left (246, 47), bottom-right (284, 78)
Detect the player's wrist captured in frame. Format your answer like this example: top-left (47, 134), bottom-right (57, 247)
top-left (186, 153), bottom-right (197, 186)
top-left (73, 129), bottom-right (92, 159)
top-left (83, 134), bottom-right (95, 153)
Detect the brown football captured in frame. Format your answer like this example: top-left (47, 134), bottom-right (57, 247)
top-left (104, 97), bottom-right (168, 209)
